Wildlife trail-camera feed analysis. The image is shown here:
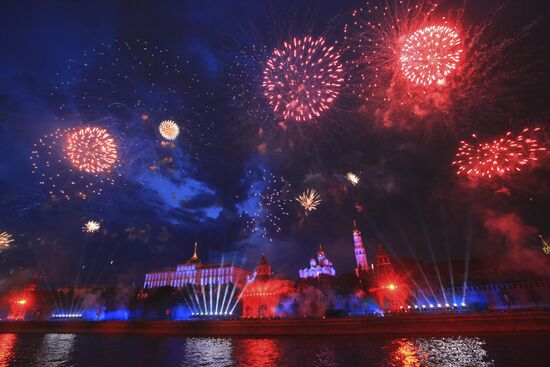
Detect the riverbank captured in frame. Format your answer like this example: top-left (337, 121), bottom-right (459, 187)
top-left (1, 310), bottom-right (550, 336)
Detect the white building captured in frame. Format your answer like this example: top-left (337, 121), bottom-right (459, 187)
top-left (299, 245), bottom-right (336, 279)
top-left (143, 243), bottom-right (251, 289)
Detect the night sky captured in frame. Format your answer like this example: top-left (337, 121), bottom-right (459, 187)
top-left (1, 0), bottom-right (549, 288)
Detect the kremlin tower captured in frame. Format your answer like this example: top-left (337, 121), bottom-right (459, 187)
top-left (256, 254), bottom-right (272, 280)
top-left (375, 244), bottom-right (393, 278)
top-left (372, 244), bottom-right (409, 311)
top-left (353, 221), bottom-right (369, 277)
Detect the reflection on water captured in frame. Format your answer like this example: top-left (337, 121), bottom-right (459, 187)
top-left (234, 338), bottom-right (281, 367)
top-left (416, 337), bottom-right (493, 367)
top-left (392, 339), bottom-right (421, 367)
top-left (313, 344), bottom-right (339, 367)
top-left (0, 334), bottom-right (16, 367)
top-left (183, 337), bottom-right (233, 366)
top-left (388, 337), bottom-right (494, 367)
top-left (36, 334), bottom-right (76, 365)
top-left (0, 332), bottom-right (545, 366)
top-left (36, 333), bottom-right (76, 366)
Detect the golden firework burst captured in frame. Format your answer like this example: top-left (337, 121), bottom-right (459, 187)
top-left (0, 231), bottom-right (14, 250)
top-left (296, 189), bottom-right (322, 212)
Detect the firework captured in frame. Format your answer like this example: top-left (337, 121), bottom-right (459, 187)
top-left (344, 1), bottom-right (441, 101)
top-left (83, 220), bottom-right (101, 233)
top-left (262, 36), bottom-right (344, 122)
top-left (51, 39), bottom-right (214, 169)
top-left (31, 128), bottom-right (119, 200)
top-left (452, 128), bottom-right (546, 178)
top-left (159, 120), bottom-right (180, 140)
top-left (344, 1), bottom-right (548, 130)
top-left (242, 171), bottom-right (292, 241)
top-left (296, 189), bottom-right (322, 212)
top-left (0, 231), bottom-right (14, 250)
top-left (344, 0), bottom-right (463, 104)
top-left (65, 127), bottom-right (118, 173)
top-left (227, 45), bottom-right (274, 123)
top-left (400, 25), bottom-right (462, 86)
top-left (540, 235), bottom-right (550, 255)
top-left (346, 172), bottom-right (360, 186)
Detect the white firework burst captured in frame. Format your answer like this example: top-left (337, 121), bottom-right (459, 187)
top-left (83, 220), bottom-right (101, 233)
top-left (346, 172), bottom-right (360, 186)
top-left (159, 120), bottom-right (180, 140)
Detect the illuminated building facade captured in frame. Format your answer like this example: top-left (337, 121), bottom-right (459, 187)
top-left (143, 243), bottom-right (251, 289)
top-left (242, 255), bottom-right (295, 318)
top-left (353, 221), bottom-right (370, 276)
top-left (142, 243), bottom-right (253, 318)
top-left (299, 245), bottom-right (336, 279)
top-left (0, 278), bottom-right (40, 321)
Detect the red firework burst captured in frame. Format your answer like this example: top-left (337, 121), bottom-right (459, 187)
top-left (400, 25), bottom-right (463, 86)
top-left (452, 128), bottom-right (547, 178)
top-left (262, 36), bottom-right (344, 122)
top-left (344, 0), bottom-right (469, 113)
top-left (65, 127), bottom-right (118, 173)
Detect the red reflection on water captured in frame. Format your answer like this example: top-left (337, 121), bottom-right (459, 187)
top-left (391, 339), bottom-right (421, 367)
top-left (236, 338), bottom-right (280, 366)
top-left (0, 334), bottom-right (16, 367)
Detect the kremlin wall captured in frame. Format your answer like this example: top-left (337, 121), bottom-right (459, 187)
top-left (2, 223), bottom-right (550, 322)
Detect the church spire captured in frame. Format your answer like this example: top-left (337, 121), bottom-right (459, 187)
top-left (188, 242), bottom-right (201, 264)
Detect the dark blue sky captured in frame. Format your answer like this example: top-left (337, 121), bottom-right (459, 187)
top-left (1, 0), bottom-right (549, 288)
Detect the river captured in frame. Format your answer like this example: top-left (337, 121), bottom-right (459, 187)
top-left (0, 333), bottom-right (548, 366)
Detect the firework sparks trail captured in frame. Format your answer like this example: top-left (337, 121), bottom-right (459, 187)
top-left (82, 220), bottom-right (101, 233)
top-left (242, 171), bottom-right (291, 242)
top-left (296, 189), bottom-right (322, 212)
top-left (65, 127), bottom-right (118, 173)
top-left (343, 0), bottom-right (443, 102)
top-left (452, 128), bottom-right (546, 179)
top-left (30, 128), bottom-right (120, 200)
top-left (346, 172), bottom-right (360, 186)
top-left (0, 231), bottom-right (14, 250)
top-left (158, 120), bottom-right (180, 140)
top-left (228, 45), bottom-right (273, 123)
top-left (262, 36), bottom-right (344, 122)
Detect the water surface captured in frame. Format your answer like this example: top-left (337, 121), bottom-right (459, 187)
top-left (0, 332), bottom-right (548, 366)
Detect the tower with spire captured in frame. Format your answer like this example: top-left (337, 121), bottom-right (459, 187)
top-left (187, 242), bottom-right (201, 265)
top-left (353, 221), bottom-right (369, 276)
